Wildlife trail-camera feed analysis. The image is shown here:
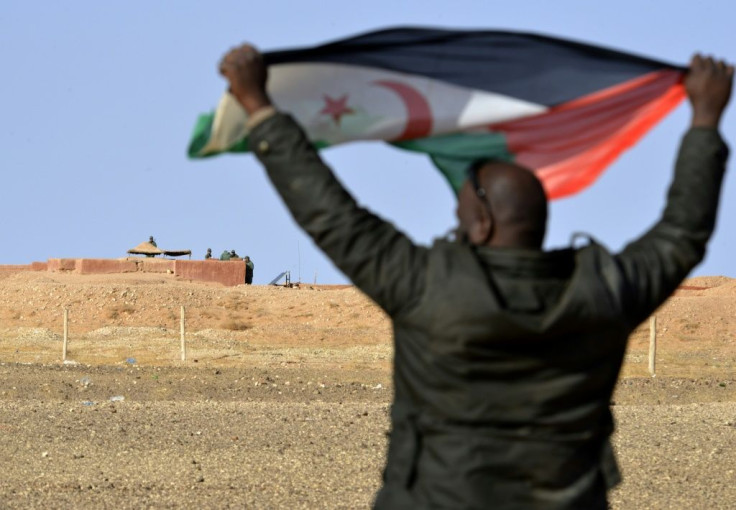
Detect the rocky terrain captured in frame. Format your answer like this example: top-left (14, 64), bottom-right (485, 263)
top-left (0, 269), bottom-right (734, 509)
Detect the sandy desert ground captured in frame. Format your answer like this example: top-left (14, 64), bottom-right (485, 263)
top-left (0, 268), bottom-right (734, 509)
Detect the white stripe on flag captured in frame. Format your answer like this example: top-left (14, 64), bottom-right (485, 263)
top-left (202, 62), bottom-right (548, 154)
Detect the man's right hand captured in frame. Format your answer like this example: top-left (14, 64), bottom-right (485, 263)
top-left (219, 44), bottom-right (272, 116)
top-left (685, 54), bottom-right (734, 129)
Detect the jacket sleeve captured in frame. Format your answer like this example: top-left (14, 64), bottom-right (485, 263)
top-left (249, 112), bottom-right (428, 317)
top-left (613, 127), bottom-right (729, 326)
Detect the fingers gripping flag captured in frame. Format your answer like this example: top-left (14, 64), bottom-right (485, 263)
top-left (188, 27), bottom-right (686, 199)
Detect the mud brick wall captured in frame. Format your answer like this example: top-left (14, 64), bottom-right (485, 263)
top-left (0, 264), bottom-right (32, 272)
top-left (138, 259), bottom-right (176, 273)
top-left (174, 260), bottom-right (245, 286)
top-left (44, 258), bottom-right (245, 287)
top-left (76, 259), bottom-right (138, 274)
top-left (47, 258), bottom-right (78, 272)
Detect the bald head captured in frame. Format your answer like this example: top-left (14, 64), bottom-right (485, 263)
top-left (456, 161), bottom-right (548, 248)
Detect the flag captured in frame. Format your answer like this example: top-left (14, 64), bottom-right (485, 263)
top-left (188, 27), bottom-right (686, 199)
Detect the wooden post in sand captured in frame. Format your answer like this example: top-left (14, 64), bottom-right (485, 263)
top-left (62, 308), bottom-right (69, 361)
top-left (648, 315), bottom-right (657, 376)
top-left (180, 306), bottom-right (186, 361)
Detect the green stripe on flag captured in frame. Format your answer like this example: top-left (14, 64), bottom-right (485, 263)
top-left (187, 113), bottom-right (214, 158)
top-left (187, 112), bottom-right (252, 158)
top-left (392, 132), bottom-right (513, 194)
top-left (188, 113), bottom-right (333, 159)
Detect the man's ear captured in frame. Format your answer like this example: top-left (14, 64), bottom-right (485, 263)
top-left (469, 211), bottom-right (493, 245)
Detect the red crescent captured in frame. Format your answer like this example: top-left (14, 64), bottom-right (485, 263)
top-left (372, 80), bottom-right (433, 140)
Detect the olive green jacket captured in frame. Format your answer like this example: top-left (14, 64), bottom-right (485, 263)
top-left (250, 113), bottom-right (728, 509)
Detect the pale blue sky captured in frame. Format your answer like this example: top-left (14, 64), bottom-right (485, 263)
top-left (1, 1), bottom-right (733, 284)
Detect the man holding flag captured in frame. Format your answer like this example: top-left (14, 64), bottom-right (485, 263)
top-left (219, 43), bottom-right (731, 509)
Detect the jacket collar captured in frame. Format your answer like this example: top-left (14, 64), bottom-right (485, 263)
top-left (472, 245), bottom-right (576, 279)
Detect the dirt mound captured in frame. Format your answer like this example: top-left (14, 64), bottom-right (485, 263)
top-left (684, 275), bottom-right (734, 288)
top-left (703, 278), bottom-right (736, 296)
top-left (0, 268), bottom-right (732, 379)
top-left (0, 270), bottom-right (390, 366)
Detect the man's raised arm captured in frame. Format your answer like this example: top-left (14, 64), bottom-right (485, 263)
top-left (614, 55), bottom-right (732, 326)
top-left (219, 44), bottom-right (428, 316)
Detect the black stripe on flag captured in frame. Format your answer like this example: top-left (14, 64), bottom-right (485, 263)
top-left (265, 27), bottom-right (684, 107)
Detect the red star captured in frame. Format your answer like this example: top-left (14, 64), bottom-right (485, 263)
top-left (320, 94), bottom-right (354, 125)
